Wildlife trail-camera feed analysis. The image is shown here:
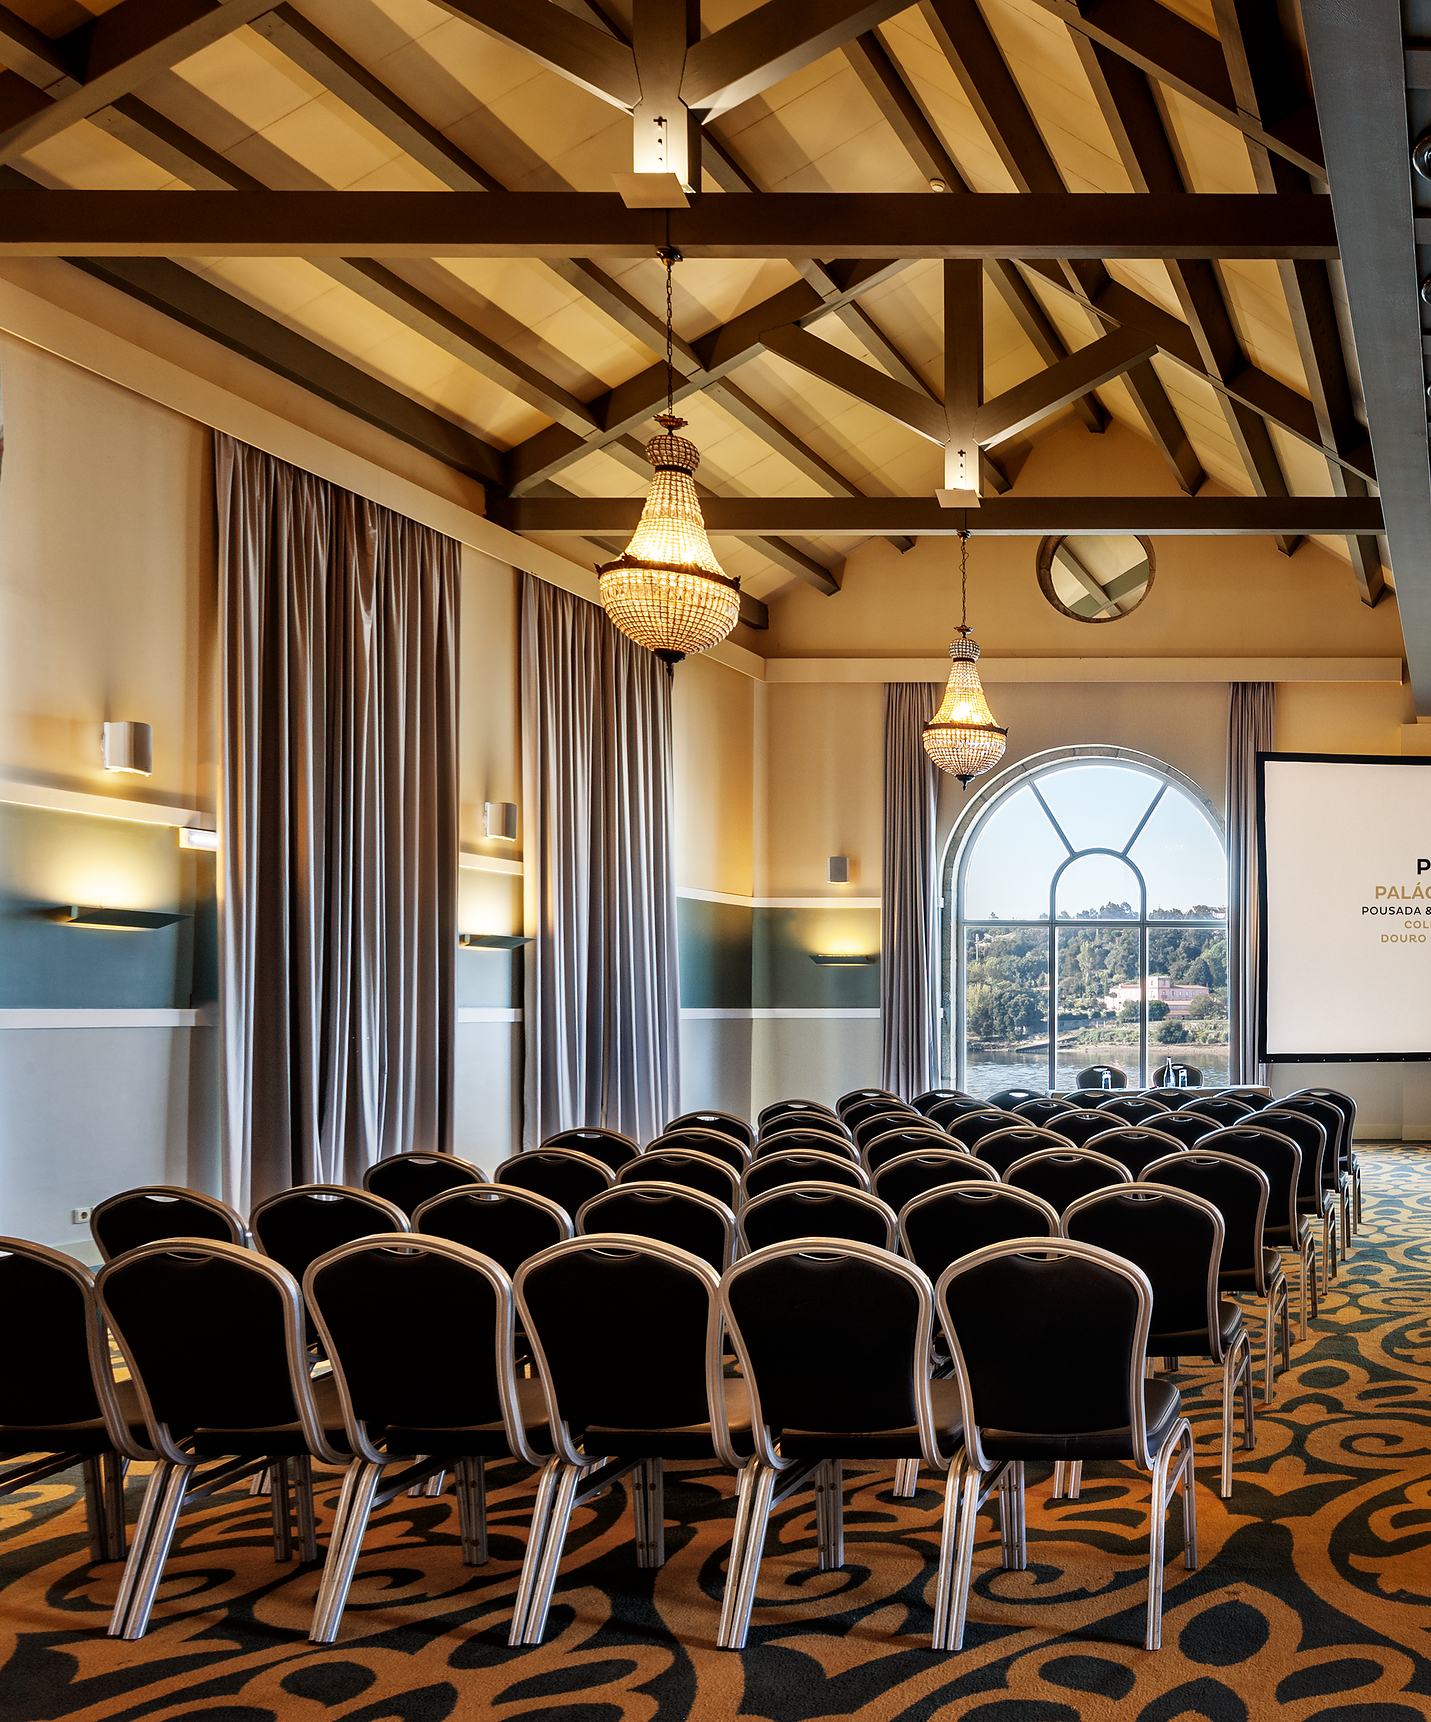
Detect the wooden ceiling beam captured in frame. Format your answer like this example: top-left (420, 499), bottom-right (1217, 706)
top-left (426, 0), bottom-right (639, 107)
top-left (491, 494), bottom-right (1386, 535)
top-left (680, 0), bottom-right (911, 113)
top-left (973, 326), bottom-right (1156, 446)
top-left (760, 323), bottom-right (950, 443)
top-left (0, 190), bottom-right (1338, 259)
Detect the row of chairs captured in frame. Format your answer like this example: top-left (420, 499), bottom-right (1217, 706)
top-left (0, 1225), bottom-right (1200, 1653)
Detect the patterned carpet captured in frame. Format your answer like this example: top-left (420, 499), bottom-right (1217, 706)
top-left (3, 1144), bottom-right (1430, 1721)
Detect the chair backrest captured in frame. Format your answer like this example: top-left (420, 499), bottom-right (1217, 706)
top-left (90, 1185), bottom-right (251, 1263)
top-left (986, 1087), bottom-right (1045, 1111)
top-left (754, 1127), bottom-right (857, 1162)
top-left (1004, 1148), bottom-right (1132, 1213)
top-left (1195, 1126), bottom-right (1301, 1240)
top-left (1139, 1110), bottom-right (1217, 1150)
top-left (1080, 1127), bottom-right (1189, 1179)
top-left (494, 1148), bottom-right (615, 1217)
top-left (852, 1111), bottom-right (930, 1153)
top-left (621, 1148), bottom-right (740, 1208)
top-left (897, 1185), bottom-right (1058, 1285)
top-left (97, 1240), bottom-right (338, 1466)
top-left (741, 1150), bottom-right (869, 1202)
top-left (1280, 1090), bottom-right (1352, 1170)
top-left (1259, 1107), bottom-right (1330, 1204)
top-left (721, 1240), bottom-right (943, 1469)
top-left (738, 1184), bottom-right (898, 1254)
top-left (1010, 1097), bottom-right (1076, 1129)
top-left (413, 1185), bottom-right (572, 1275)
top-left (1095, 1094), bottom-right (1171, 1126)
top-left (1220, 1088), bottom-right (1273, 1110)
top-left (926, 1094), bottom-right (993, 1128)
top-left (1149, 1062), bottom-right (1204, 1088)
top-left (861, 1123), bottom-right (951, 1174)
top-left (911, 1089), bottom-right (971, 1116)
top-left (839, 1097), bottom-right (916, 1135)
top-left (0, 1238), bottom-right (121, 1441)
top-left (1139, 1151), bottom-right (1271, 1287)
top-left (871, 1148), bottom-right (997, 1213)
top-left (305, 1234), bottom-right (539, 1466)
top-left (646, 1127), bottom-right (751, 1173)
top-left (969, 1124), bottom-right (1072, 1175)
top-left (1061, 1185), bottom-right (1224, 1354)
top-left (665, 1110), bottom-right (756, 1151)
top-left (362, 1152), bottom-right (486, 1219)
top-left (1176, 1095), bottom-right (1254, 1129)
top-left (540, 1127), bottom-right (643, 1173)
top-left (251, 1186), bottom-right (409, 1288)
top-left (577, 1183), bottom-right (735, 1272)
top-left (836, 1087), bottom-right (902, 1116)
top-left (518, 1236), bottom-right (727, 1466)
top-left (1053, 1090), bottom-right (1110, 1108)
top-left (1076, 1064), bottom-right (1129, 1089)
top-left (946, 1108), bottom-right (1024, 1150)
top-left (757, 1098), bottom-right (839, 1131)
top-left (936, 1239), bottom-right (1156, 1470)
top-left (1038, 1108), bottom-right (1124, 1148)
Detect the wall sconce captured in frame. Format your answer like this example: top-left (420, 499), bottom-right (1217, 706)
top-left (459, 933), bottom-right (532, 949)
top-left (810, 953), bottom-right (877, 965)
top-left (52, 904), bottom-right (188, 930)
top-left (102, 722), bottom-right (152, 775)
top-left (483, 802), bottom-right (518, 841)
top-left (828, 856), bottom-right (850, 883)
top-left (179, 827), bottom-right (219, 851)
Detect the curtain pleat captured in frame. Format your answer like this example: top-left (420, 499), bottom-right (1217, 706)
top-left (521, 574), bottom-right (680, 1147)
top-left (217, 434), bottom-right (458, 1210)
top-left (1227, 681), bottom-right (1275, 1086)
top-left (881, 683), bottom-right (943, 1097)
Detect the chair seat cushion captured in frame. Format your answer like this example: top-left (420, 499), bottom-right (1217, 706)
top-left (1148, 1298), bottom-right (1243, 1358)
top-left (1218, 1251), bottom-right (1284, 1293)
top-left (191, 1374), bottom-right (352, 1458)
top-left (384, 1375), bottom-right (552, 1460)
top-left (583, 1377), bottom-right (755, 1461)
top-left (777, 1377), bottom-right (963, 1461)
top-left (0, 1379), bottom-right (152, 1458)
top-left (979, 1378), bottom-right (1181, 1463)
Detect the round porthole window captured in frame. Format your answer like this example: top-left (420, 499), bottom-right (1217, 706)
top-left (1036, 534), bottom-right (1155, 623)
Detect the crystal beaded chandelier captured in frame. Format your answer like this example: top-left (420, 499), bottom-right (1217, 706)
top-left (923, 531), bottom-right (1008, 786)
top-left (596, 246), bottom-right (741, 668)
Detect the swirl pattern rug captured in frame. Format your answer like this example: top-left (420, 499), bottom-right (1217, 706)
top-left (2, 1143), bottom-right (1429, 1722)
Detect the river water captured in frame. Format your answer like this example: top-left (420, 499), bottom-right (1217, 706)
top-left (964, 1046), bottom-right (1232, 1099)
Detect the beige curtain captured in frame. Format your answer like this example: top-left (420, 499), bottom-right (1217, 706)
top-left (1227, 682), bottom-right (1275, 1086)
top-left (217, 434), bottom-right (459, 1210)
top-left (881, 683), bottom-right (943, 1097)
top-left (521, 574), bottom-right (680, 1148)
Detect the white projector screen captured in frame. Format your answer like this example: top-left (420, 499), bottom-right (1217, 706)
top-left (1259, 753), bottom-right (1431, 1060)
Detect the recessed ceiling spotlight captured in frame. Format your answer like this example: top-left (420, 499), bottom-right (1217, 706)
top-left (929, 177), bottom-right (948, 192)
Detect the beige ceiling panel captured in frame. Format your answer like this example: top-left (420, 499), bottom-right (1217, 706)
top-left (20, 122), bottom-right (173, 190)
top-left (882, 12), bottom-right (1019, 192)
top-left (262, 90), bottom-right (431, 189)
top-left (1159, 87), bottom-right (1260, 195)
top-left (1268, 424), bottom-right (1336, 499)
top-left (1218, 259), bottom-right (1311, 397)
top-left (296, 0), bottom-right (441, 67)
top-left (1159, 0), bottom-right (1218, 29)
top-left (1104, 260), bottom-right (1185, 326)
top-left (171, 28), bottom-right (320, 137)
top-left (560, 448), bottom-right (647, 499)
top-left (412, 365), bottom-right (543, 447)
top-left (347, 153), bottom-right (457, 194)
top-left (189, 256), bottom-right (344, 320)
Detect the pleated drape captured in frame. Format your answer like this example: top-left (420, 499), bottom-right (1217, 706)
top-left (1227, 681), bottom-right (1276, 1086)
top-left (881, 683), bottom-right (943, 1097)
top-left (217, 434), bottom-right (458, 1210)
top-left (520, 574), bottom-right (680, 1148)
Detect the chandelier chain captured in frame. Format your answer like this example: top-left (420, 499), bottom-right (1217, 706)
top-left (665, 250), bottom-right (675, 417)
top-left (960, 528), bottom-right (969, 632)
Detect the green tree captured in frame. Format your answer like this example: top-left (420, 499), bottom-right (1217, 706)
top-left (1117, 1000), bottom-right (1140, 1022)
top-left (1186, 992), bottom-right (1224, 1021)
top-left (1156, 1018), bottom-right (1189, 1044)
top-left (1147, 1000), bottom-right (1169, 1021)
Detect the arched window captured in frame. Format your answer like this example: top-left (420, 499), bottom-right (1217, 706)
top-left (942, 748), bottom-right (1227, 1096)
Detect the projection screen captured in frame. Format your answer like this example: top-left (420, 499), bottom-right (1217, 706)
top-left (1258, 753), bottom-right (1431, 1060)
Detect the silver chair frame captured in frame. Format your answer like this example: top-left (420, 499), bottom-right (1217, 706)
top-left (737, 1182), bottom-right (898, 1255)
top-left (666, 1110), bottom-right (757, 1151)
top-left (621, 1147), bottom-right (741, 1209)
top-left (1262, 1106), bottom-right (1338, 1301)
top-left (90, 1185), bottom-right (252, 1262)
top-left (968, 1124), bottom-right (1078, 1168)
top-left (1196, 1124), bottom-right (1314, 1342)
top-left (577, 1181), bottom-right (737, 1270)
top-left (740, 1150), bottom-right (870, 1203)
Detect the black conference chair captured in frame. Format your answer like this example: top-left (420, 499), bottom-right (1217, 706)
top-left (1142, 1151), bottom-right (1290, 1404)
top-left (898, 1185), bottom-right (1058, 1287)
top-left (1010, 1097), bottom-right (1076, 1129)
top-left (494, 1149), bottom-right (614, 1218)
top-left (414, 1185), bottom-right (572, 1276)
top-left (512, 1236), bottom-right (747, 1646)
top-left (840, 1099), bottom-right (917, 1140)
top-left (968, 1124), bottom-right (1072, 1176)
top-left (97, 1241), bottom-right (350, 1639)
top-left (1003, 1148), bottom-right (1131, 1214)
top-left (912, 1089), bottom-right (973, 1116)
top-left (1055, 1090), bottom-right (1114, 1108)
top-left (1150, 1063), bottom-right (1204, 1089)
top-left (252, 1186), bottom-right (409, 1346)
top-left (1097, 1094), bottom-right (1171, 1127)
top-left (1262, 1106), bottom-right (1337, 1307)
top-left (666, 1110), bottom-right (757, 1152)
top-left (852, 1111), bottom-right (929, 1155)
top-left (1062, 1186), bottom-right (1254, 1498)
top-left (742, 1151), bottom-right (869, 1202)
top-left (738, 1183), bottom-right (898, 1253)
top-left (1221, 1088), bottom-right (1274, 1110)
top-left (1176, 1095), bottom-right (1254, 1131)
top-left (946, 1108), bottom-right (1024, 1151)
top-left (0, 1238), bottom-right (138, 1563)
top-left (836, 1087), bottom-right (902, 1117)
top-left (757, 1098), bottom-right (840, 1132)
top-left (1043, 1108), bottom-right (1132, 1148)
top-left (755, 1127), bottom-right (858, 1161)
top-left (986, 1087), bottom-right (1045, 1111)
top-left (577, 1183), bottom-right (736, 1272)
top-left (363, 1152), bottom-right (486, 1220)
top-left (1083, 1127), bottom-right (1189, 1180)
top-left (934, 1239), bottom-right (1196, 1651)
top-left (927, 1095), bottom-right (996, 1128)
top-left (861, 1123), bottom-right (950, 1175)
top-left (1196, 1124), bottom-right (1312, 1340)
top-left (1076, 1064), bottom-right (1130, 1090)
top-left (541, 1128), bottom-right (642, 1174)
top-left (305, 1235), bottom-right (551, 1644)
top-left (1285, 1087), bottom-right (1358, 1245)
top-left (871, 1148), bottom-right (997, 1214)
top-left (621, 1149), bottom-right (740, 1209)
top-left (1142, 1111), bottom-right (1217, 1151)
top-left (717, 1240), bottom-right (966, 1651)
top-left (90, 1186), bottom-right (251, 1262)
top-left (646, 1127), bottom-right (751, 1175)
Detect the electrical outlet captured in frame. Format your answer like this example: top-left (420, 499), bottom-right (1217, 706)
top-left (72, 1207), bottom-right (91, 1225)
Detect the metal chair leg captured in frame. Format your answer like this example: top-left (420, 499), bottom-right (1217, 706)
top-left (930, 1458), bottom-right (966, 1652)
top-left (112, 1462), bottom-right (191, 1641)
top-left (455, 1456), bottom-right (488, 1567)
top-left (270, 1458), bottom-right (293, 1562)
top-left (892, 1457), bottom-right (919, 1497)
top-left (293, 1454), bottom-right (318, 1564)
top-left (945, 1463), bottom-right (985, 1652)
top-left (509, 1457), bottom-right (563, 1647)
top-left (309, 1460), bottom-right (383, 1645)
top-left (102, 1450), bottom-right (127, 1561)
top-left (815, 1459), bottom-right (843, 1573)
top-left (519, 1463), bottom-right (584, 1646)
top-left (632, 1458), bottom-right (665, 1570)
top-left (718, 1459), bottom-right (777, 1651)
top-left (1145, 1444), bottom-right (1170, 1651)
top-left (1178, 1426), bottom-right (1198, 1572)
top-left (81, 1457), bottom-right (106, 1562)
top-left (1065, 1460), bottom-right (1083, 1499)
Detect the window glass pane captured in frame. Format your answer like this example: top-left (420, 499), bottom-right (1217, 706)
top-left (1146, 924), bottom-right (1230, 1084)
top-left (1054, 851), bottom-right (1142, 919)
top-left (1056, 923), bottom-right (1142, 1089)
top-left (1129, 789), bottom-right (1227, 918)
top-left (1033, 764), bottom-right (1162, 855)
top-left (963, 926), bottom-right (1049, 1100)
top-left (961, 786), bottom-right (1064, 920)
